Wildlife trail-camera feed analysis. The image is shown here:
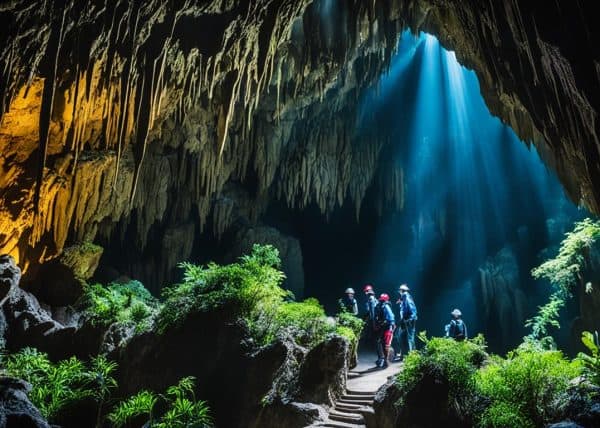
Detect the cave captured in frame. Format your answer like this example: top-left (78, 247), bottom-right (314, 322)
top-left (1, 1), bottom-right (600, 427)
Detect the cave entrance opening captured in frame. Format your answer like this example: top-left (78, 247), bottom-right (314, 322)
top-left (266, 31), bottom-right (587, 354)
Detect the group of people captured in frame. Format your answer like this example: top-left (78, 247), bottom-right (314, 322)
top-left (340, 285), bottom-right (467, 369)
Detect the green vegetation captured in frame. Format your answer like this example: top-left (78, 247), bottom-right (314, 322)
top-left (528, 218), bottom-right (600, 340)
top-left (395, 335), bottom-right (582, 428)
top-left (578, 330), bottom-right (600, 385)
top-left (108, 377), bottom-right (212, 428)
top-left (3, 348), bottom-right (117, 423)
top-left (476, 342), bottom-right (581, 427)
top-left (2, 348), bottom-right (212, 427)
top-left (158, 244), bottom-right (287, 333)
top-left (396, 333), bottom-right (487, 409)
top-left (82, 280), bottom-right (160, 332)
top-left (158, 244), bottom-right (355, 351)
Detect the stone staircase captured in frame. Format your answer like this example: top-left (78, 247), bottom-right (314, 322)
top-left (310, 388), bottom-right (376, 427)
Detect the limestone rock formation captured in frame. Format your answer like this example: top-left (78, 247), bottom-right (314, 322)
top-left (32, 242), bottom-right (103, 306)
top-left (0, 255), bottom-right (78, 358)
top-left (0, 377), bottom-right (50, 428)
top-left (0, 0), bottom-right (598, 288)
top-left (477, 246), bottom-right (527, 347)
top-left (115, 310), bottom-right (349, 428)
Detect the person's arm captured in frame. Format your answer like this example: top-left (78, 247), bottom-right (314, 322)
top-left (408, 296), bottom-right (418, 320)
top-left (352, 299), bottom-right (358, 315)
top-left (464, 322), bottom-right (468, 340)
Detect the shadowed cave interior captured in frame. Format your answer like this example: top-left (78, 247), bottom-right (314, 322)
top-left (1, 1), bottom-right (600, 427)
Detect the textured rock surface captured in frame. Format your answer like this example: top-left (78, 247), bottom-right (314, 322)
top-left (115, 311), bottom-right (349, 427)
top-left (297, 335), bottom-right (349, 406)
top-left (477, 246), bottom-right (527, 348)
top-left (0, 377), bottom-right (50, 428)
top-left (32, 242), bottom-right (103, 306)
top-left (0, 0), bottom-right (598, 287)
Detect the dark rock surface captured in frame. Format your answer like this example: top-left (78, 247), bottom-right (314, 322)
top-left (1, 0), bottom-right (599, 289)
top-left (373, 377), bottom-right (402, 428)
top-left (33, 243), bottom-right (103, 306)
top-left (115, 311), bottom-right (349, 428)
top-left (297, 335), bottom-right (348, 406)
top-left (0, 377), bottom-right (50, 428)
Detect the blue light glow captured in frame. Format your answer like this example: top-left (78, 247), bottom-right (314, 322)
top-left (357, 31), bottom-right (585, 350)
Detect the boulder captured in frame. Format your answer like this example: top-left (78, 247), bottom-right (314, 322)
top-left (297, 335), bottom-right (348, 405)
top-left (0, 377), bottom-right (50, 428)
top-left (0, 254), bottom-right (76, 359)
top-left (36, 243), bottom-right (103, 306)
top-left (0, 255), bottom-right (21, 303)
top-left (373, 378), bottom-right (402, 428)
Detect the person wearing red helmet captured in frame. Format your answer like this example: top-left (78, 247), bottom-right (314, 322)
top-left (374, 293), bottom-right (396, 368)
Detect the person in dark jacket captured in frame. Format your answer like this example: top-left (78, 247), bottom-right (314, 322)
top-left (396, 284), bottom-right (418, 359)
top-left (374, 293), bottom-right (396, 368)
top-left (339, 287), bottom-right (358, 315)
top-left (445, 309), bottom-right (468, 341)
top-left (363, 284), bottom-right (380, 363)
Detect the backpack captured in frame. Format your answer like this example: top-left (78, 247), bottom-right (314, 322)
top-left (374, 302), bottom-right (390, 328)
top-left (451, 319), bottom-right (466, 340)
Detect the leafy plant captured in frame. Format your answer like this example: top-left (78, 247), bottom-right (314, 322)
top-left (396, 334), bottom-right (487, 409)
top-left (108, 390), bottom-right (159, 427)
top-left (524, 294), bottom-right (564, 341)
top-left (82, 280), bottom-right (159, 332)
top-left (108, 377), bottom-right (212, 428)
top-left (532, 218), bottom-right (600, 294)
top-left (578, 330), bottom-right (600, 386)
top-left (528, 218), bottom-right (600, 341)
top-left (4, 348), bottom-right (118, 424)
top-left (159, 244), bottom-right (287, 334)
top-left (475, 342), bottom-right (581, 427)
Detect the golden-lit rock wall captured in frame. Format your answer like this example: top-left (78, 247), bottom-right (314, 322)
top-left (0, 0), bottom-right (597, 285)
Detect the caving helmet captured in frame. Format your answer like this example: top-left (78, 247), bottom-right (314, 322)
top-left (363, 284), bottom-right (374, 294)
top-left (345, 287), bottom-right (355, 295)
top-left (379, 293), bottom-right (390, 302)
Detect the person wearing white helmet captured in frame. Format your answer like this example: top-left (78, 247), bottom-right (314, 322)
top-left (339, 287), bottom-right (358, 315)
top-left (445, 308), bottom-right (468, 341)
top-left (396, 283), bottom-right (418, 358)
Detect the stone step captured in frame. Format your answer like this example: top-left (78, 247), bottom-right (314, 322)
top-left (347, 371), bottom-right (362, 379)
top-left (328, 410), bottom-right (365, 424)
top-left (335, 404), bottom-right (364, 413)
top-left (311, 420), bottom-right (366, 428)
top-left (335, 402), bottom-right (363, 411)
top-left (341, 394), bottom-right (375, 402)
top-left (346, 389), bottom-right (377, 396)
top-left (337, 398), bottom-right (373, 406)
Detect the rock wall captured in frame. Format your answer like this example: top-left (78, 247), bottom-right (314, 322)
top-left (1, 0), bottom-right (598, 287)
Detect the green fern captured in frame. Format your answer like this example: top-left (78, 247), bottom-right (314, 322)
top-left (108, 390), bottom-right (159, 427)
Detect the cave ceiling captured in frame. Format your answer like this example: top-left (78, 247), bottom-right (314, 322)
top-left (0, 0), bottom-right (598, 280)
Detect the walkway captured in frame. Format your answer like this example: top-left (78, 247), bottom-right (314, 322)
top-left (309, 352), bottom-right (401, 427)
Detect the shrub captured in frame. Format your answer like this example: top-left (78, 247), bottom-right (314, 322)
top-left (3, 348), bottom-right (117, 423)
top-left (108, 377), bottom-right (212, 428)
top-left (267, 298), bottom-right (335, 348)
top-left (158, 244), bottom-right (286, 333)
top-left (396, 333), bottom-right (487, 409)
top-left (475, 342), bottom-right (582, 427)
top-left (82, 280), bottom-right (159, 332)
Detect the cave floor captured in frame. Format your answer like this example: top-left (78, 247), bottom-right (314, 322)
top-left (347, 351), bottom-right (401, 392)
